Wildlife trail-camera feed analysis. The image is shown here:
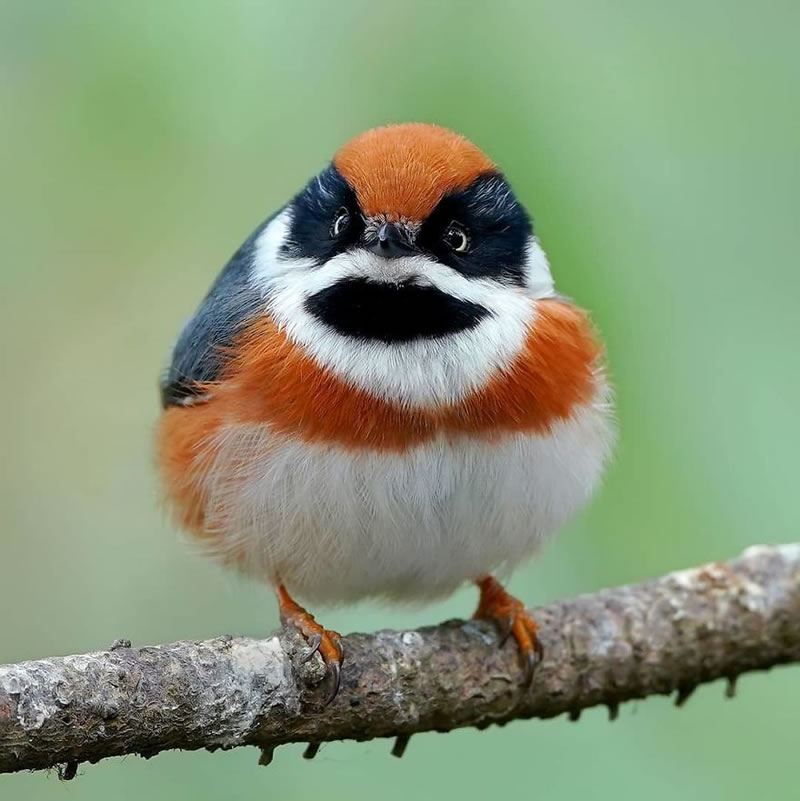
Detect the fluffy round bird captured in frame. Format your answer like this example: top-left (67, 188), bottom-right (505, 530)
top-left (158, 123), bottom-right (615, 702)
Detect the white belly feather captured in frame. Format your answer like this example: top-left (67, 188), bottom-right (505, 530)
top-left (198, 390), bottom-right (613, 605)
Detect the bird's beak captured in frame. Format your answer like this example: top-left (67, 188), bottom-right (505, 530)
top-left (366, 221), bottom-right (417, 259)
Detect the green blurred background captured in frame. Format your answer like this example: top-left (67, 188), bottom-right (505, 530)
top-left (2, 1), bottom-right (798, 799)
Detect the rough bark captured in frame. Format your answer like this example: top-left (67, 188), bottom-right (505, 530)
top-left (1, 543), bottom-right (799, 775)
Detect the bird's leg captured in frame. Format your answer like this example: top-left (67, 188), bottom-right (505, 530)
top-left (277, 584), bottom-right (343, 704)
top-left (473, 575), bottom-right (544, 687)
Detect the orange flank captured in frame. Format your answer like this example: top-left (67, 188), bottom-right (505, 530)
top-left (334, 123), bottom-right (495, 221)
top-left (157, 402), bottom-right (221, 533)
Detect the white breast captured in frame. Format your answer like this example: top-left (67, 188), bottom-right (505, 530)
top-left (196, 387), bottom-right (614, 606)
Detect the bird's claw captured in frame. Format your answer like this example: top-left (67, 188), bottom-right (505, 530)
top-left (278, 585), bottom-right (344, 705)
top-left (287, 622), bottom-right (343, 705)
top-left (324, 657), bottom-right (342, 706)
top-left (300, 632), bottom-right (322, 662)
top-left (523, 635), bottom-right (544, 688)
top-left (496, 613), bottom-right (515, 647)
top-left (474, 576), bottom-right (544, 688)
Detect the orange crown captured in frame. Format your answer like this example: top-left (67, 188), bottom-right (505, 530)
top-left (333, 123), bottom-right (495, 221)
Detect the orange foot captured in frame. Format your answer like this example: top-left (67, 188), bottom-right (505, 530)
top-left (473, 576), bottom-right (544, 687)
top-left (278, 584), bottom-right (343, 704)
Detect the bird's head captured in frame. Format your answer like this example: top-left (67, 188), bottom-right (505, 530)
top-left (252, 123), bottom-right (558, 406)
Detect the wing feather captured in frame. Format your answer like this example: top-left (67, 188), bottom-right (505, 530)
top-left (159, 219), bottom-right (272, 408)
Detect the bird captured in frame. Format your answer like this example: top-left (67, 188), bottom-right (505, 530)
top-left (157, 122), bottom-right (614, 704)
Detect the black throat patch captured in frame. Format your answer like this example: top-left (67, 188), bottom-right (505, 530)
top-left (304, 278), bottom-right (490, 343)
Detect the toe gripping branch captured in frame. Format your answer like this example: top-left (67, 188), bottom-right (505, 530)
top-left (277, 584), bottom-right (344, 706)
top-left (473, 576), bottom-right (544, 687)
top-left (277, 577), bottom-right (540, 762)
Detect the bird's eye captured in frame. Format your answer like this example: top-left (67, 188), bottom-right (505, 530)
top-left (331, 207), bottom-right (351, 238)
top-left (442, 222), bottom-right (470, 253)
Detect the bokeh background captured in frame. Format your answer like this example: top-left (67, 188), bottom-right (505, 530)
top-left (2, 1), bottom-right (798, 799)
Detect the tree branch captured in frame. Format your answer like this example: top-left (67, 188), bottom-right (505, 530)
top-left (2, 543), bottom-right (799, 774)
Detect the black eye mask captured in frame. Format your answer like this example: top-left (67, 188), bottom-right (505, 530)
top-left (416, 173), bottom-right (533, 285)
top-left (283, 168), bottom-right (533, 285)
top-left (281, 165), bottom-right (364, 264)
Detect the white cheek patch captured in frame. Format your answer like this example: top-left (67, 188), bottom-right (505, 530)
top-left (249, 211), bottom-right (548, 408)
top-left (524, 237), bottom-right (556, 300)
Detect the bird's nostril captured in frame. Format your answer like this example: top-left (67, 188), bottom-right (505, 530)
top-left (377, 223), bottom-right (390, 244)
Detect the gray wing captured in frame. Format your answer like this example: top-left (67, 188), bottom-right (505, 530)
top-left (159, 218), bottom-right (272, 409)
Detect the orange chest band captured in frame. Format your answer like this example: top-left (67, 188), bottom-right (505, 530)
top-left (160, 299), bottom-right (602, 456)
